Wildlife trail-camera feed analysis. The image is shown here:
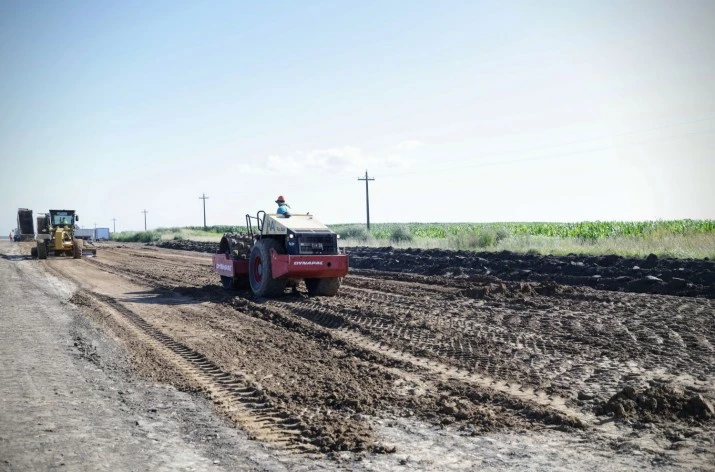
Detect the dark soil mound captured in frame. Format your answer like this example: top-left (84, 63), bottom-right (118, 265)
top-left (345, 247), bottom-right (715, 298)
top-left (597, 385), bottom-right (715, 423)
top-left (153, 240), bottom-right (219, 253)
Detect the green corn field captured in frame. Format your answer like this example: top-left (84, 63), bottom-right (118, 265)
top-left (328, 220), bottom-right (715, 241)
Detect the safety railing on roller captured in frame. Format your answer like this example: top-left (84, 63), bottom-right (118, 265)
top-left (245, 211), bottom-right (266, 239)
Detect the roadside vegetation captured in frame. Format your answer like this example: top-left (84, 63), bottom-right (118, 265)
top-left (111, 226), bottom-right (244, 243)
top-left (329, 220), bottom-right (715, 259)
top-left (110, 220), bottom-right (715, 259)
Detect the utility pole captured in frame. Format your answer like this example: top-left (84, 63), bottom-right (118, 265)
top-left (93, 222), bottom-right (97, 241)
top-left (357, 170), bottom-right (375, 230)
top-left (199, 193), bottom-right (209, 230)
top-left (142, 209), bottom-right (148, 231)
top-left (112, 218), bottom-right (117, 234)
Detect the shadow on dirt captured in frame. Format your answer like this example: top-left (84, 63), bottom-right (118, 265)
top-left (118, 286), bottom-right (221, 305)
top-left (250, 291), bottom-right (310, 304)
top-left (1, 254), bottom-right (35, 261)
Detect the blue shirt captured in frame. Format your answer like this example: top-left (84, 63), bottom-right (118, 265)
top-left (277, 204), bottom-right (290, 216)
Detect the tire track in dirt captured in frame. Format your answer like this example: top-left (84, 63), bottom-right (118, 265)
top-left (81, 249), bottom-right (592, 428)
top-left (262, 298), bottom-right (589, 427)
top-left (84, 291), bottom-right (319, 453)
top-left (49, 245), bottom-right (715, 465)
top-left (66, 249), bottom-right (591, 433)
top-left (219, 296), bottom-right (589, 434)
top-left (42, 262), bottom-right (323, 454)
top-left (340, 275), bottom-right (715, 399)
top-left (46, 256), bottom-right (395, 453)
top-left (84, 247), bottom-right (715, 412)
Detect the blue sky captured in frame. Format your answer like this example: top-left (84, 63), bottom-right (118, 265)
top-left (1, 0), bottom-right (714, 232)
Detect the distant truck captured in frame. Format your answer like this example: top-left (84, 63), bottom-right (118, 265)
top-left (74, 228), bottom-right (95, 240)
top-left (74, 227), bottom-right (111, 241)
top-left (16, 208), bottom-right (35, 241)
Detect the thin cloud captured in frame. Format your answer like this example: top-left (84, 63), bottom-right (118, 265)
top-left (241, 146), bottom-right (412, 175)
top-left (394, 140), bottom-right (425, 151)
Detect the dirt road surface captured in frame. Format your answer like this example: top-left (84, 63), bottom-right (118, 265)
top-left (1, 239), bottom-right (713, 471)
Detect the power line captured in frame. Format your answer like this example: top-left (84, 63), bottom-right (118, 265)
top-left (357, 170), bottom-right (375, 230)
top-left (199, 193), bottom-right (209, 230)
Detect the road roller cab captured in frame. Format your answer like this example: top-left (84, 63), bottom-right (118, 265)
top-left (212, 211), bottom-right (348, 297)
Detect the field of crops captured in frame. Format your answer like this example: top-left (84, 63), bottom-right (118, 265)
top-left (329, 220), bottom-right (715, 240)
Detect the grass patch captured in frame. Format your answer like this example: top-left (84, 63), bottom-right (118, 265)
top-left (111, 231), bottom-right (163, 243)
top-left (112, 227), bottom-right (230, 243)
top-left (495, 233), bottom-right (715, 259)
top-left (338, 230), bottom-right (715, 259)
top-left (336, 225), bottom-right (373, 242)
top-left (446, 228), bottom-right (510, 249)
top-left (389, 225), bottom-right (413, 244)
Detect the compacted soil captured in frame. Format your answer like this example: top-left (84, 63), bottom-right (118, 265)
top-left (1, 239), bottom-right (713, 471)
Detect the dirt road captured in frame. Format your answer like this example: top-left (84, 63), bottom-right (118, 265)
top-left (1, 239), bottom-right (713, 471)
top-left (0, 241), bottom-right (337, 471)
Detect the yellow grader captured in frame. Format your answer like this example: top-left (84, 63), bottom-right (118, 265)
top-left (31, 210), bottom-right (96, 259)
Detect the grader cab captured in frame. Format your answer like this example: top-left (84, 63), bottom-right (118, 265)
top-left (32, 210), bottom-right (96, 259)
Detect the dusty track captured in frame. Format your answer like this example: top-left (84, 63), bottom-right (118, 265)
top-left (30, 242), bottom-right (715, 469)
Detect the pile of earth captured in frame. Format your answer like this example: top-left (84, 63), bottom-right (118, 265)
top-left (151, 240), bottom-right (218, 253)
top-left (596, 384), bottom-right (715, 423)
top-left (346, 247), bottom-right (714, 298)
top-left (150, 241), bottom-right (714, 298)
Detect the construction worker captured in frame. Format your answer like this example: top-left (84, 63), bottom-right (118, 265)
top-left (275, 196), bottom-right (291, 218)
top-left (9, 230), bottom-right (14, 241)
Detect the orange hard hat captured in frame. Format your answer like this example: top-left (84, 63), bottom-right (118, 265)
top-left (275, 195), bottom-right (286, 203)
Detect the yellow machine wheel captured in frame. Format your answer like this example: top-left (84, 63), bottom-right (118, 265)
top-left (73, 239), bottom-right (83, 259)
